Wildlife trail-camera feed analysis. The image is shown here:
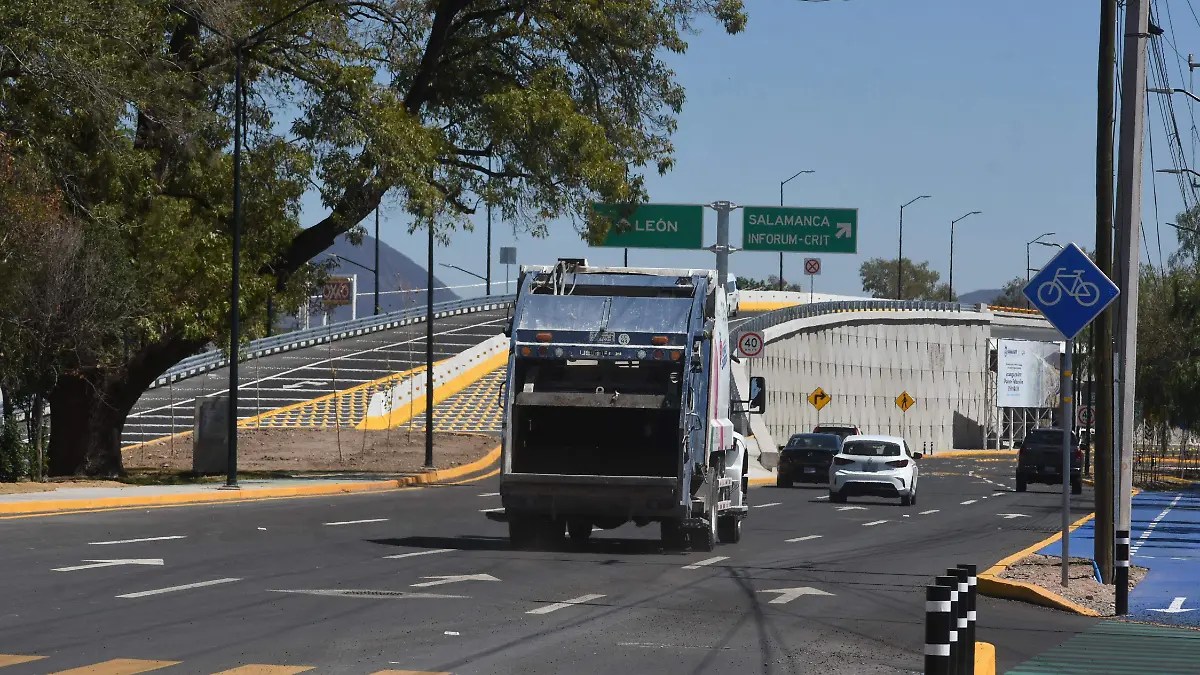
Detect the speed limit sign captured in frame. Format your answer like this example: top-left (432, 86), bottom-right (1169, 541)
top-left (737, 331), bottom-right (765, 358)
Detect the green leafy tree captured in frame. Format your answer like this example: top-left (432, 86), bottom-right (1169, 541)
top-left (735, 276), bottom-right (802, 292)
top-left (0, 0), bottom-right (748, 475)
top-left (858, 258), bottom-right (951, 301)
top-left (990, 277), bottom-right (1027, 307)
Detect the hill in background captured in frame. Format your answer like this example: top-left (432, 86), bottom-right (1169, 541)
top-left (956, 288), bottom-right (1002, 305)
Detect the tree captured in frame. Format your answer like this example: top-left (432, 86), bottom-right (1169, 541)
top-left (858, 258), bottom-right (952, 301)
top-left (736, 276), bottom-right (801, 292)
top-left (0, 0), bottom-right (748, 475)
top-left (990, 277), bottom-right (1027, 307)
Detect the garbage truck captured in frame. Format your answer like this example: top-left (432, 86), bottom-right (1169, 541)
top-left (484, 259), bottom-right (766, 551)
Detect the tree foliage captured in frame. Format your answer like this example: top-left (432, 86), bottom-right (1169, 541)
top-left (990, 277), bottom-right (1027, 308)
top-left (735, 275), bottom-right (802, 293)
top-left (858, 257), bottom-right (953, 301)
top-left (0, 0), bottom-right (748, 474)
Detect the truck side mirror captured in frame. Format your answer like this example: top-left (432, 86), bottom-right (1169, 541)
top-left (748, 376), bottom-right (767, 415)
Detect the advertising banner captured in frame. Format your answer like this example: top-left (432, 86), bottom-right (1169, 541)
top-left (998, 339), bottom-right (1061, 408)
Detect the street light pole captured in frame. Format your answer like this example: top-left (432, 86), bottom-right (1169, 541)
top-left (225, 43), bottom-right (245, 490)
top-left (898, 195), bottom-right (931, 300)
top-left (425, 221), bottom-right (435, 470)
top-left (486, 155), bottom-right (492, 296)
top-left (374, 208), bottom-right (381, 315)
top-left (949, 211), bottom-right (982, 301)
top-left (779, 170), bottom-right (815, 291)
top-left (1025, 232), bottom-right (1058, 308)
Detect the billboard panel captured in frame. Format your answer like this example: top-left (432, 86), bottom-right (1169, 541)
top-left (997, 339), bottom-right (1061, 408)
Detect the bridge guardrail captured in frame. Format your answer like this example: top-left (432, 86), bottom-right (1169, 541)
top-left (151, 294), bottom-right (516, 390)
top-left (732, 299), bottom-right (977, 339)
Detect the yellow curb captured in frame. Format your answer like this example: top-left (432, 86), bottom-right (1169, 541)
top-left (738, 301), bottom-right (801, 312)
top-left (0, 445), bottom-right (501, 516)
top-left (975, 642), bottom-right (996, 675)
top-left (358, 349), bottom-right (509, 430)
top-left (927, 450), bottom-right (1018, 459)
top-left (976, 511), bottom-right (1102, 616)
top-left (748, 476), bottom-right (776, 486)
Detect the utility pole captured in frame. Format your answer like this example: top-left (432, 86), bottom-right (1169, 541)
top-left (1112, 0), bottom-right (1149, 615)
top-left (486, 155), bottom-right (492, 296)
top-left (1093, 0), bottom-right (1117, 584)
top-left (374, 208), bottom-right (381, 314)
top-left (425, 221), bottom-right (435, 470)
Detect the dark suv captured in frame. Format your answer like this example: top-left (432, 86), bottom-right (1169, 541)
top-left (777, 433), bottom-right (842, 487)
top-left (1016, 427), bottom-right (1082, 494)
top-left (812, 423), bottom-right (862, 442)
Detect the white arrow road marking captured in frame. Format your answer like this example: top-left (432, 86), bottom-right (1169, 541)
top-left (1148, 597), bottom-right (1195, 614)
top-left (54, 558), bottom-right (164, 572)
top-left (863, 520), bottom-right (888, 527)
top-left (836, 506), bottom-right (868, 511)
top-left (410, 574), bottom-right (499, 588)
top-left (281, 379), bottom-right (329, 389)
top-left (998, 513), bottom-right (1030, 519)
top-left (919, 510), bottom-right (940, 515)
top-left (682, 556), bottom-right (729, 570)
top-left (961, 500), bottom-right (978, 505)
top-left (324, 518), bottom-right (389, 526)
top-left (759, 587), bottom-right (836, 604)
top-left (385, 548), bottom-right (454, 560)
top-left (527, 593), bottom-right (606, 615)
top-left (753, 502), bottom-right (782, 508)
top-left (835, 223), bottom-right (852, 239)
top-left (786, 535), bottom-right (823, 543)
top-left (270, 589), bottom-right (468, 599)
top-left (88, 536), bottom-right (186, 546)
top-left (117, 577), bottom-right (240, 598)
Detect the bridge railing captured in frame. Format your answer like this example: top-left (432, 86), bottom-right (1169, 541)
top-left (151, 294), bottom-right (516, 389)
top-left (733, 299), bottom-right (976, 338)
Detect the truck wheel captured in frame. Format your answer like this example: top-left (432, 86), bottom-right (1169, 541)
top-left (539, 517), bottom-right (566, 549)
top-left (717, 515), bottom-right (741, 544)
top-left (568, 519), bottom-right (593, 544)
top-left (690, 512), bottom-right (717, 552)
top-left (1016, 476), bottom-right (1027, 493)
top-left (660, 519), bottom-right (686, 551)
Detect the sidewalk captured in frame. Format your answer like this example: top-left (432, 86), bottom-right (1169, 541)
top-left (1005, 620), bottom-right (1200, 674)
top-left (1036, 486), bottom-right (1200, 627)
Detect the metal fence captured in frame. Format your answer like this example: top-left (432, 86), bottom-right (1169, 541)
top-left (732, 299), bottom-right (975, 339)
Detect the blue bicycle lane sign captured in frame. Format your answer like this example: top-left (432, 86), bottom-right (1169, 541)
top-left (1023, 242), bottom-right (1120, 340)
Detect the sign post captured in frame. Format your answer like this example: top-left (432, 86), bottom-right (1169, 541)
top-left (804, 258), bottom-right (821, 303)
top-left (742, 207), bottom-right (858, 254)
top-left (1023, 242), bottom-right (1121, 589)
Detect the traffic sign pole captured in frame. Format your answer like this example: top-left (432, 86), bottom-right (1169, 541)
top-left (1061, 340), bottom-right (1073, 588)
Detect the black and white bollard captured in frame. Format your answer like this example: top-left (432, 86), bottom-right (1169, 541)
top-left (925, 583), bottom-right (954, 675)
top-left (1116, 529), bottom-right (1130, 615)
top-left (935, 575), bottom-right (960, 674)
top-left (948, 568), bottom-right (970, 674)
top-left (957, 563), bottom-right (978, 673)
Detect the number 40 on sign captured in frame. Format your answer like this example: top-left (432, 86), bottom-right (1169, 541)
top-left (738, 331), bottom-right (764, 358)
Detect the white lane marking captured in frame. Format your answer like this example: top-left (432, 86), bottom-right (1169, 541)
top-left (384, 548), bottom-right (454, 560)
top-left (863, 520), bottom-right (888, 527)
top-left (835, 506), bottom-right (868, 511)
top-left (324, 518), bottom-right (389, 526)
top-left (88, 536), bottom-right (186, 546)
top-left (270, 589), bottom-right (467, 599)
top-left (903, 514), bottom-right (911, 518)
top-left (998, 513), bottom-right (1030, 519)
top-left (682, 556), bottom-right (729, 570)
top-left (920, 510), bottom-right (940, 515)
top-left (117, 577), bottom-right (240, 598)
top-left (480, 508), bottom-right (504, 513)
top-left (526, 593), bottom-right (606, 615)
top-left (478, 492), bottom-right (500, 497)
top-left (961, 500), bottom-right (978, 505)
top-left (753, 502), bottom-right (782, 508)
top-left (54, 558), bottom-right (163, 572)
top-left (410, 573), bottom-right (499, 588)
top-left (815, 495), bottom-right (829, 500)
top-left (786, 535), bottom-right (823, 543)
top-left (1132, 494), bottom-right (1183, 554)
top-left (282, 379), bottom-right (329, 389)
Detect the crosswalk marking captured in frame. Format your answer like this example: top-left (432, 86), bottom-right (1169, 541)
top-left (0, 656), bottom-right (46, 668)
top-left (210, 666), bottom-right (314, 675)
top-left (46, 659), bottom-right (180, 675)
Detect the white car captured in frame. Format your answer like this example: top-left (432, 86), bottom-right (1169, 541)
top-left (829, 434), bottom-right (922, 506)
top-left (726, 279), bottom-right (740, 317)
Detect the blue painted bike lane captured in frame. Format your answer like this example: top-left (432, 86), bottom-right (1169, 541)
top-left (1037, 487), bottom-right (1200, 626)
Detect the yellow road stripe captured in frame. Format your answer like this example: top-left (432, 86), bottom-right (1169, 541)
top-left (0, 656), bottom-right (46, 668)
top-left (46, 659), bottom-right (179, 675)
top-left (209, 666), bottom-right (314, 675)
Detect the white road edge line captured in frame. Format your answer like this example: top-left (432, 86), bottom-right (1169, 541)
top-left (324, 518), bottom-right (389, 526)
top-left (478, 492), bottom-right (501, 497)
top-left (526, 593), bottom-right (606, 615)
top-left (863, 520), bottom-right (888, 527)
top-left (384, 548), bottom-right (455, 560)
top-left (919, 510), bottom-right (940, 515)
top-left (117, 578), bottom-right (241, 599)
top-left (682, 556), bottom-right (729, 570)
top-left (786, 535), bottom-right (823, 543)
top-left (88, 535), bottom-right (187, 546)
top-left (961, 500), bottom-right (978, 505)
top-left (753, 502), bottom-right (782, 508)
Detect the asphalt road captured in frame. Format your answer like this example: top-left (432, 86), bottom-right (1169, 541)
top-left (122, 309), bottom-right (511, 446)
top-left (0, 455), bottom-right (1102, 674)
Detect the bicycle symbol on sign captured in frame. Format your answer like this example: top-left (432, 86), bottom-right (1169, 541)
top-left (1036, 267), bottom-right (1101, 307)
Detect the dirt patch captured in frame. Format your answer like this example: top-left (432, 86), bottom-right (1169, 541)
top-left (123, 428), bottom-right (498, 474)
top-left (998, 553), bottom-right (1148, 616)
top-left (0, 479), bottom-right (128, 495)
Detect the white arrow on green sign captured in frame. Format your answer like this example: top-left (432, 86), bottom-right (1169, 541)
top-left (590, 203), bottom-right (705, 250)
top-left (741, 206), bottom-right (858, 254)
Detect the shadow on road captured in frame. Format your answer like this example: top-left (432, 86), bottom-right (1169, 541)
top-left (370, 534), bottom-right (673, 555)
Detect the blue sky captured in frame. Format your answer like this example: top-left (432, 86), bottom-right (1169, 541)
top-left (299, 0), bottom-right (1200, 298)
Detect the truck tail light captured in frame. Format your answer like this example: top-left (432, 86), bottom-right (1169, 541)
top-left (833, 456), bottom-right (854, 466)
top-left (652, 335), bottom-right (669, 345)
top-left (1073, 449), bottom-right (1082, 463)
top-left (653, 350), bottom-right (664, 360)
top-left (886, 459), bottom-right (910, 468)
top-left (536, 332), bottom-right (553, 342)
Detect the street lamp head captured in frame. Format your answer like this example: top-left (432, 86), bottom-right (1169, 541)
top-left (902, 195), bottom-right (931, 209)
top-left (782, 169), bottom-right (816, 185)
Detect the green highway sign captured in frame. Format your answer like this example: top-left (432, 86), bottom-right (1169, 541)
top-left (741, 206), bottom-right (858, 254)
top-left (590, 203), bottom-right (704, 250)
